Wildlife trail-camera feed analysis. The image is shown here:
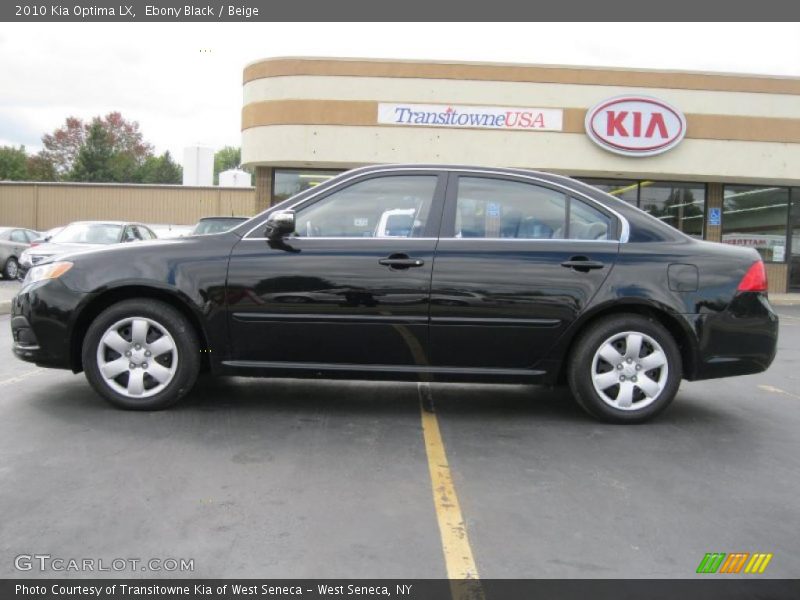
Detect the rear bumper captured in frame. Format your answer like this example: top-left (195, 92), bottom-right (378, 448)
top-left (686, 292), bottom-right (778, 381)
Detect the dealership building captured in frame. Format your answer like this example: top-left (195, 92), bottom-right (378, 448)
top-left (241, 57), bottom-right (800, 292)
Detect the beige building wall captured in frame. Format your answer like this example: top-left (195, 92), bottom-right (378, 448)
top-left (0, 183), bottom-right (256, 231)
top-left (241, 58), bottom-right (800, 187)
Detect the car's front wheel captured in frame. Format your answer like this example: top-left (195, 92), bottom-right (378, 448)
top-left (567, 314), bottom-right (682, 423)
top-left (3, 257), bottom-right (19, 280)
top-left (82, 299), bottom-right (200, 410)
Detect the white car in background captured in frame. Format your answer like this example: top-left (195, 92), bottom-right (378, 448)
top-left (19, 221), bottom-right (157, 279)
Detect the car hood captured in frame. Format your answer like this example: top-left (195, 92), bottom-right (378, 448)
top-left (25, 242), bottom-right (101, 258)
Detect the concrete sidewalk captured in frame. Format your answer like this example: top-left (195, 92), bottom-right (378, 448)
top-left (771, 293), bottom-right (800, 306)
top-left (0, 281), bottom-right (19, 315)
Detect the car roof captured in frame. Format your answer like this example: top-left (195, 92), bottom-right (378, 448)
top-left (198, 216), bottom-right (249, 221)
top-left (66, 221), bottom-right (150, 227)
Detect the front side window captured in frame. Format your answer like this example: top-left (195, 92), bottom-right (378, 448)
top-left (722, 185), bottom-right (789, 263)
top-left (293, 175), bottom-right (438, 238)
top-left (454, 177), bottom-right (611, 240)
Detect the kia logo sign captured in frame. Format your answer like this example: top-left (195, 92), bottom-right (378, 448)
top-left (585, 96), bottom-right (686, 157)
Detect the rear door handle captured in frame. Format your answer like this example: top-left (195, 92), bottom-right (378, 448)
top-left (561, 258), bottom-right (605, 272)
top-left (379, 254), bottom-right (425, 269)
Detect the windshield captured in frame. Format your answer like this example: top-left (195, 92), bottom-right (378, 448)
top-left (192, 219), bottom-right (245, 235)
top-left (50, 223), bottom-right (122, 245)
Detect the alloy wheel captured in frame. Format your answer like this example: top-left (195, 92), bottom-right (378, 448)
top-left (590, 330), bottom-right (669, 411)
top-left (96, 316), bottom-right (178, 398)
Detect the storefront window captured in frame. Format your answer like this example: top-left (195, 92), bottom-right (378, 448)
top-left (273, 169), bottom-right (343, 204)
top-left (577, 178), bottom-right (639, 206)
top-left (639, 181), bottom-right (705, 238)
top-left (722, 185), bottom-right (790, 263)
top-left (790, 188), bottom-right (800, 290)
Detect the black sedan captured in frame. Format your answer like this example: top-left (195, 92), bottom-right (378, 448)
top-left (10, 165), bottom-right (778, 422)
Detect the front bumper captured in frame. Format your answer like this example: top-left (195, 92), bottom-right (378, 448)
top-left (11, 279), bottom-right (90, 370)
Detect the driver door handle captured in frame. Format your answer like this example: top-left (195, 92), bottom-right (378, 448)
top-left (379, 254), bottom-right (425, 269)
top-left (561, 257), bottom-right (605, 272)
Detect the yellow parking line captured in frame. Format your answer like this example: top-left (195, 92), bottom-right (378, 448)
top-left (0, 368), bottom-right (43, 386)
top-left (418, 383), bottom-right (484, 600)
top-left (758, 384), bottom-right (800, 400)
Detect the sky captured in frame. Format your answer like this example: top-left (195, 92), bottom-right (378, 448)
top-left (1, 22), bottom-right (799, 161)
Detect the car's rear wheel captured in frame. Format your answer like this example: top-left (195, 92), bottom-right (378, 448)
top-left (82, 299), bottom-right (200, 410)
top-left (567, 314), bottom-right (682, 423)
top-left (3, 257), bottom-right (19, 280)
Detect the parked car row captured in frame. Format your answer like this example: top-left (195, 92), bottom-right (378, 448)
top-left (0, 216), bottom-right (248, 280)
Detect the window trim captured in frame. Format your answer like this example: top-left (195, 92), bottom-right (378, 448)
top-left (244, 167), bottom-right (630, 243)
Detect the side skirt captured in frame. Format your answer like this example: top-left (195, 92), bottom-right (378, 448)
top-left (219, 360), bottom-right (548, 384)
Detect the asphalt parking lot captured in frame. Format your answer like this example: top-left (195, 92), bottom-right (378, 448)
top-left (0, 303), bottom-right (798, 579)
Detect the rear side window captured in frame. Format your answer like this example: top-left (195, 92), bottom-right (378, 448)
top-left (569, 197), bottom-right (611, 240)
top-left (10, 230), bottom-right (27, 243)
top-left (453, 177), bottom-right (612, 240)
top-left (455, 177), bottom-right (567, 239)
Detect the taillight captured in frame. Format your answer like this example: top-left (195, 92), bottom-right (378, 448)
top-left (737, 260), bottom-right (768, 292)
top-left (30, 242), bottom-right (40, 247)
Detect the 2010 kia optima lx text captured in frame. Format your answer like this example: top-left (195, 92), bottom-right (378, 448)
top-left (10, 165), bottom-right (778, 423)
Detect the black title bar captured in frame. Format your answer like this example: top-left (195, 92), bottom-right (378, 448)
top-left (2, 0), bottom-right (800, 21)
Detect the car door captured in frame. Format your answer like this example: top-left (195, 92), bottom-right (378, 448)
top-left (226, 170), bottom-right (447, 367)
top-left (430, 172), bottom-right (621, 371)
top-left (0, 230), bottom-right (15, 264)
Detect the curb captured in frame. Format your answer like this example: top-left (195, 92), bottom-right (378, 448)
top-left (771, 299), bottom-right (800, 307)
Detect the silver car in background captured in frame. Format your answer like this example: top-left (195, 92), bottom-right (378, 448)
top-left (19, 221), bottom-right (157, 279)
top-left (0, 227), bottom-right (41, 279)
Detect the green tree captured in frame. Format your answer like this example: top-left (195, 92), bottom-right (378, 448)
top-left (213, 146), bottom-right (241, 184)
top-left (43, 112), bottom-right (153, 182)
top-left (136, 151), bottom-right (182, 184)
top-left (69, 122), bottom-right (116, 182)
top-left (41, 116), bottom-right (84, 176)
top-left (26, 152), bottom-right (57, 181)
top-left (0, 145), bottom-right (29, 180)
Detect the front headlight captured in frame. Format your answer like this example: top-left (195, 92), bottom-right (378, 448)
top-left (24, 261), bottom-right (73, 284)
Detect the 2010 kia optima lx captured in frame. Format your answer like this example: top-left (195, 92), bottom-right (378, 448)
top-left (10, 165), bottom-right (778, 422)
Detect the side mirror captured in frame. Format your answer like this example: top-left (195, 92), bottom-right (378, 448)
top-left (265, 210), bottom-right (295, 240)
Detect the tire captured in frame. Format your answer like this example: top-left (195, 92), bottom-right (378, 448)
top-left (567, 314), bottom-right (682, 423)
top-left (82, 299), bottom-right (200, 410)
top-left (3, 257), bottom-right (19, 280)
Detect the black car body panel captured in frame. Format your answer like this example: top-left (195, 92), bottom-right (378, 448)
top-left (11, 165), bottom-right (778, 388)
